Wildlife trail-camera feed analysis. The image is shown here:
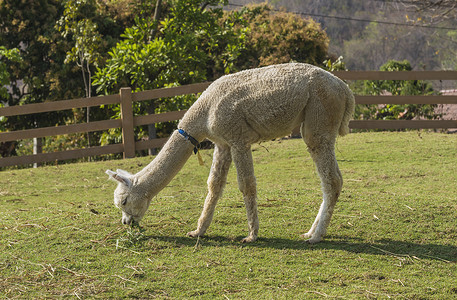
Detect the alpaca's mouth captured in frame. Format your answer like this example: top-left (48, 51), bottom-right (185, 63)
top-left (122, 211), bottom-right (142, 226)
top-left (122, 214), bottom-right (136, 225)
top-left (122, 217), bottom-right (133, 225)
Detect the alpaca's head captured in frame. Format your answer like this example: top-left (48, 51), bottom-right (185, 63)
top-left (106, 169), bottom-right (151, 225)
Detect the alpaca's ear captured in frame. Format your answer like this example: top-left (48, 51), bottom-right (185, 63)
top-left (116, 169), bottom-right (132, 177)
top-left (106, 169), bottom-right (132, 187)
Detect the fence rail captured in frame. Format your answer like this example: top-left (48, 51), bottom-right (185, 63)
top-left (332, 70), bottom-right (457, 80)
top-left (1, 71), bottom-right (456, 167)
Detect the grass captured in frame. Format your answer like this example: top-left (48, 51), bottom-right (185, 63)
top-left (1, 131), bottom-right (457, 299)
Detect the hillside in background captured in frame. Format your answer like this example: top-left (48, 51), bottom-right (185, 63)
top-left (227, 0), bottom-right (457, 71)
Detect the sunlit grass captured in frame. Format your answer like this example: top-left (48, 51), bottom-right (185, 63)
top-left (1, 131), bottom-right (456, 298)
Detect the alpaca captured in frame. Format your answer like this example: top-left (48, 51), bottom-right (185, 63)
top-left (106, 63), bottom-right (355, 244)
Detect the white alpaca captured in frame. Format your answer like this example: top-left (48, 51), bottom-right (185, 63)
top-left (106, 63), bottom-right (355, 243)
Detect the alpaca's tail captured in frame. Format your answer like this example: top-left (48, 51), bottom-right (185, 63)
top-left (338, 88), bottom-right (355, 136)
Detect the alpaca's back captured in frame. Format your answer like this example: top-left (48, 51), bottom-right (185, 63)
top-left (182, 63), bottom-right (354, 144)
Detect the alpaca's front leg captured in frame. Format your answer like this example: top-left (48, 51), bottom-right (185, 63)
top-left (232, 145), bottom-right (259, 243)
top-left (187, 144), bottom-right (231, 238)
top-left (240, 177), bottom-right (258, 243)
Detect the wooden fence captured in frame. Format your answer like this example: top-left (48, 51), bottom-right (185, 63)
top-left (1, 71), bottom-right (457, 167)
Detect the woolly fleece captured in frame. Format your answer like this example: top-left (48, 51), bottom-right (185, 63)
top-left (106, 63), bottom-right (355, 243)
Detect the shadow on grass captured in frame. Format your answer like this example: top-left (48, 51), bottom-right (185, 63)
top-left (145, 234), bottom-right (457, 262)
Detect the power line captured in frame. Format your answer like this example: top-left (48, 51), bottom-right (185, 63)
top-left (297, 11), bottom-right (456, 31)
top-left (373, 0), bottom-right (457, 9)
top-left (226, 2), bottom-right (456, 31)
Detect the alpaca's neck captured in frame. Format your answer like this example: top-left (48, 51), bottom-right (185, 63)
top-left (135, 130), bottom-right (195, 199)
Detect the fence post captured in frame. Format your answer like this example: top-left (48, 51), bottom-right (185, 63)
top-left (119, 87), bottom-right (135, 158)
top-left (33, 137), bottom-right (42, 168)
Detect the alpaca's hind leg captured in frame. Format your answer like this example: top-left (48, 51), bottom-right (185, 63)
top-left (232, 144), bottom-right (259, 243)
top-left (302, 135), bottom-right (343, 244)
top-left (301, 201), bottom-right (325, 239)
top-left (187, 144), bottom-right (231, 238)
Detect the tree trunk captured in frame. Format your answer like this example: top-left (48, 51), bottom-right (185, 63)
top-left (149, 0), bottom-right (163, 41)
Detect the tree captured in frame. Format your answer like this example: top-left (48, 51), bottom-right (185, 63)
top-left (0, 46), bottom-right (22, 157)
top-left (444, 30), bottom-right (457, 68)
top-left (0, 47), bottom-right (21, 104)
top-left (0, 0), bottom-right (124, 159)
top-left (399, 0), bottom-right (457, 23)
top-left (0, 0), bottom-right (69, 160)
top-left (57, 0), bottom-right (104, 149)
top-left (232, 0), bottom-right (380, 61)
top-left (231, 4), bottom-right (329, 70)
top-left (93, 0), bottom-right (246, 151)
top-left (0, 0), bottom-right (60, 110)
top-left (57, 0), bottom-right (103, 99)
top-left (233, 0), bottom-right (457, 71)
top-left (94, 0), bottom-right (244, 93)
top-left (343, 21), bottom-right (443, 71)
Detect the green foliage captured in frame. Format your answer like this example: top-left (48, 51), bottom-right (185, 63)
top-left (93, 0), bottom-right (242, 94)
top-left (0, 0), bottom-right (72, 158)
top-left (1, 1), bottom-right (332, 158)
top-left (57, 0), bottom-right (103, 65)
top-left (0, 0), bottom-right (126, 156)
top-left (1, 132), bottom-right (457, 298)
top-left (93, 0), bottom-right (246, 145)
top-left (94, 2), bottom-right (330, 94)
top-left (231, 4), bottom-right (329, 69)
top-left (0, 47), bottom-right (22, 102)
top-left (0, 0), bottom-right (60, 110)
top-left (0, 47), bottom-right (22, 134)
top-left (322, 55), bottom-right (347, 71)
top-left (437, 29), bottom-right (457, 70)
top-left (57, 0), bottom-right (103, 98)
top-left (356, 60), bottom-right (439, 121)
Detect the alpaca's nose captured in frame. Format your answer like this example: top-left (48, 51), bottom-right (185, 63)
top-left (122, 216), bottom-right (132, 225)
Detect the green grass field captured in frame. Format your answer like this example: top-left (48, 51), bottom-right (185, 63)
top-left (1, 131), bottom-right (457, 299)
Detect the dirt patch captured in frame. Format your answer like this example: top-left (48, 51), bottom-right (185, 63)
top-left (436, 90), bottom-right (457, 133)
top-left (436, 104), bottom-right (457, 121)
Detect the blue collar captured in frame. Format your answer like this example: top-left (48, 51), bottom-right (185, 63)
top-left (178, 129), bottom-right (201, 154)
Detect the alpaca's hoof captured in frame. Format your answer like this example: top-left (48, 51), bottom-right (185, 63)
top-left (187, 230), bottom-right (202, 238)
top-left (301, 231), bottom-right (323, 244)
top-left (304, 237), bottom-right (322, 244)
top-left (241, 235), bottom-right (257, 243)
top-left (300, 232), bottom-right (313, 239)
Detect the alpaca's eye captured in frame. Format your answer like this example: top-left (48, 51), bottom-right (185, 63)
top-left (121, 198), bottom-right (128, 206)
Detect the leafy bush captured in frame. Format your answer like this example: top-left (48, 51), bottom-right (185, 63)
top-left (354, 60), bottom-right (440, 121)
top-left (231, 4), bottom-right (329, 70)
